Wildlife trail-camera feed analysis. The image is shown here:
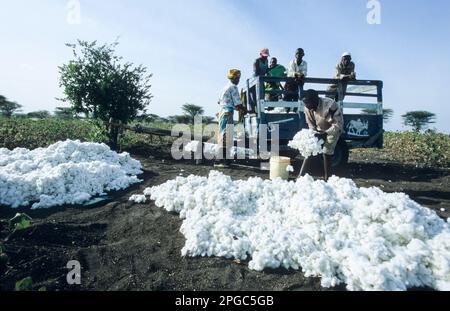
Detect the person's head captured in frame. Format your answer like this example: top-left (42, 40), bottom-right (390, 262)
top-left (341, 52), bottom-right (352, 66)
top-left (260, 48), bottom-right (270, 60)
top-left (270, 57), bottom-right (278, 68)
top-left (302, 89), bottom-right (320, 111)
top-left (227, 69), bottom-right (241, 85)
top-left (295, 48), bottom-right (305, 63)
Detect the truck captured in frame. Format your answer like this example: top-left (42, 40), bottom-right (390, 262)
top-left (241, 76), bottom-right (384, 168)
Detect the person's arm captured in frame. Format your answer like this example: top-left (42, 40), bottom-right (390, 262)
top-left (303, 61), bottom-right (308, 77)
top-left (350, 62), bottom-right (356, 79)
top-left (287, 61), bottom-right (296, 78)
top-left (253, 59), bottom-right (260, 76)
top-left (231, 86), bottom-right (245, 111)
top-left (304, 107), bottom-right (317, 131)
top-left (325, 101), bottom-right (344, 136)
top-left (334, 64), bottom-right (343, 79)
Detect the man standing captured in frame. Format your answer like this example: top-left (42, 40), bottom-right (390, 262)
top-left (253, 48), bottom-right (270, 77)
top-left (265, 57), bottom-right (286, 102)
top-left (299, 89), bottom-right (344, 181)
top-left (285, 48), bottom-right (308, 108)
top-left (327, 52), bottom-right (356, 100)
top-left (216, 69), bottom-right (246, 167)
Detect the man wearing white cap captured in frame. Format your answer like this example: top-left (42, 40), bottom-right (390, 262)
top-left (327, 52), bottom-right (357, 100)
top-left (335, 52), bottom-right (356, 81)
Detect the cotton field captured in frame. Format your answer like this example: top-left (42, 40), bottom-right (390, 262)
top-left (0, 140), bottom-right (142, 209)
top-left (141, 171), bottom-right (450, 291)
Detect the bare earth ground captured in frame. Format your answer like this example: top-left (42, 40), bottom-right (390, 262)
top-left (0, 145), bottom-right (449, 291)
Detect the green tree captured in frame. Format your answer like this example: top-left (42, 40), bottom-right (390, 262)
top-left (402, 111), bottom-right (436, 132)
top-left (168, 115), bottom-right (191, 124)
top-left (58, 40), bottom-right (153, 149)
top-left (54, 107), bottom-right (74, 119)
top-left (27, 110), bottom-right (51, 119)
top-left (362, 108), bottom-right (394, 124)
top-left (0, 95), bottom-right (22, 118)
top-left (182, 104), bottom-right (204, 125)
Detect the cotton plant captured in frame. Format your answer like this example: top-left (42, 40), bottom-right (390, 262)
top-left (137, 171), bottom-right (450, 291)
top-left (288, 129), bottom-right (324, 158)
top-left (0, 140), bottom-right (142, 209)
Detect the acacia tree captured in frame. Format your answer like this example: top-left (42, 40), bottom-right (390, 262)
top-left (0, 95), bottom-right (22, 118)
top-left (182, 104), bottom-right (204, 125)
top-left (402, 111), bottom-right (436, 132)
top-left (362, 108), bottom-right (394, 124)
top-left (58, 40), bottom-right (153, 149)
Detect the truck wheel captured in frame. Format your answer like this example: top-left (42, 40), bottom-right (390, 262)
top-left (331, 139), bottom-right (349, 169)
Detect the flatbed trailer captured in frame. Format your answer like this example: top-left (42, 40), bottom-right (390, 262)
top-left (241, 76), bottom-right (384, 168)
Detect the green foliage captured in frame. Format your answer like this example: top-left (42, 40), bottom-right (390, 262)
top-left (15, 277), bottom-right (33, 291)
top-left (85, 119), bottom-right (109, 144)
top-left (54, 107), bottom-right (74, 119)
top-left (182, 104), bottom-right (205, 124)
top-left (362, 108), bottom-right (394, 124)
top-left (58, 40), bottom-right (153, 149)
top-left (9, 213), bottom-right (32, 231)
top-left (384, 131), bottom-right (450, 167)
top-left (402, 111), bottom-right (436, 132)
top-left (27, 110), bottom-right (51, 119)
top-left (0, 95), bottom-right (22, 118)
top-left (0, 118), bottom-right (93, 149)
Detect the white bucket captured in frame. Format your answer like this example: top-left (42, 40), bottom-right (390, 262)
top-left (270, 156), bottom-right (291, 180)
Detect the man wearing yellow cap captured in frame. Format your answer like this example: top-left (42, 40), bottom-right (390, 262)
top-left (216, 69), bottom-right (246, 167)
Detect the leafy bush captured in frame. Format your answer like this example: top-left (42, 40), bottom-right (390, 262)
top-left (384, 131), bottom-right (450, 168)
top-left (0, 118), bottom-right (94, 149)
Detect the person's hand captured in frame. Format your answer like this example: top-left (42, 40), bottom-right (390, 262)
top-left (315, 132), bottom-right (328, 141)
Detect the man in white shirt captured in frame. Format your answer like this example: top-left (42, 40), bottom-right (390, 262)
top-left (285, 48), bottom-right (308, 108)
top-left (287, 48), bottom-right (308, 79)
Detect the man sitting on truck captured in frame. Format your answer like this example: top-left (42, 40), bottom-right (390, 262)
top-left (265, 57), bottom-right (287, 102)
top-left (327, 52), bottom-right (356, 100)
top-left (299, 89), bottom-right (344, 181)
top-left (285, 48), bottom-right (308, 110)
top-left (216, 69), bottom-right (247, 168)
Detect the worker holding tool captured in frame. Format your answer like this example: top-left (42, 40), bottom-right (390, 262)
top-left (298, 89), bottom-right (344, 181)
top-left (216, 69), bottom-right (247, 168)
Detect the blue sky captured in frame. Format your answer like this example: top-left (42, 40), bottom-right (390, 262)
top-left (0, 0), bottom-right (449, 133)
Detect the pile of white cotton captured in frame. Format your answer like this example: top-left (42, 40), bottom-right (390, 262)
top-left (288, 129), bottom-right (324, 158)
top-left (184, 141), bottom-right (254, 158)
top-left (140, 171), bottom-right (450, 291)
top-left (0, 140), bottom-right (142, 209)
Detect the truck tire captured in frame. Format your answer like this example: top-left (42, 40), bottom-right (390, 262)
top-left (331, 139), bottom-right (349, 169)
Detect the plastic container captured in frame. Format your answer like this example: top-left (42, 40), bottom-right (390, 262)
top-left (270, 156), bottom-right (291, 180)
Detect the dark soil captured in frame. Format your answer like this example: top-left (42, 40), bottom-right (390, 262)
top-left (1, 145), bottom-right (449, 291)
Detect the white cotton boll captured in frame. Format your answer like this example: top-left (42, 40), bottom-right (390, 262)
top-left (129, 194), bottom-right (147, 204)
top-left (288, 129), bottom-right (324, 158)
top-left (0, 140), bottom-right (142, 209)
top-left (286, 165), bottom-right (294, 172)
top-left (140, 170), bottom-right (450, 291)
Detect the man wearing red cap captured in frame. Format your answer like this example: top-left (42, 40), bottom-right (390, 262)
top-left (253, 48), bottom-right (270, 77)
